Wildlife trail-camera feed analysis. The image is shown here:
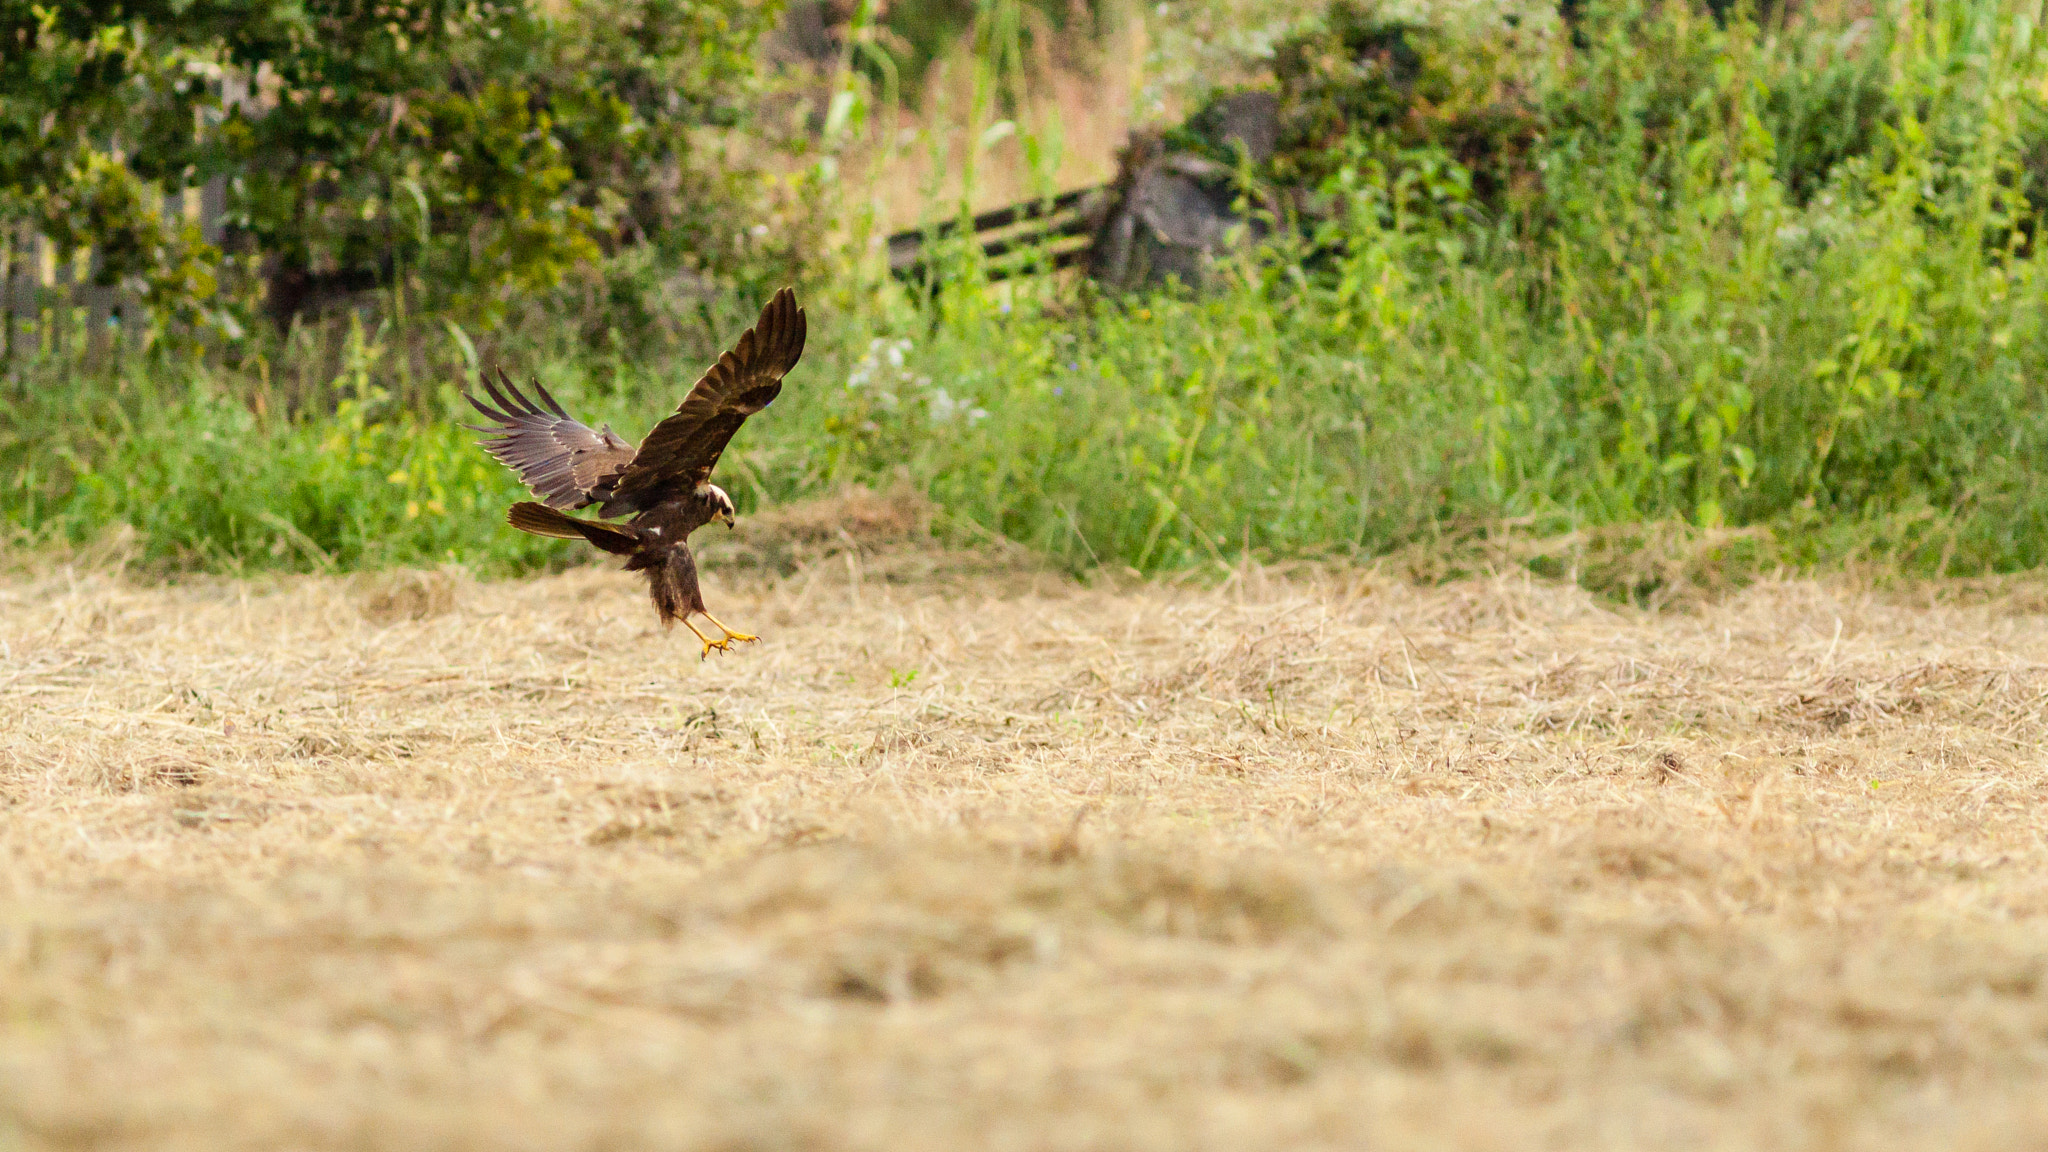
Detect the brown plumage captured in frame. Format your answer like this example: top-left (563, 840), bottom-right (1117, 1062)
top-left (465, 288), bottom-right (807, 654)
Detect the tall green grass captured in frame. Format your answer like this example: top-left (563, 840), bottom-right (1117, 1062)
top-left (4, 0), bottom-right (2048, 583)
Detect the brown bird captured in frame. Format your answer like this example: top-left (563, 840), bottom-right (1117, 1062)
top-left (463, 287), bottom-right (806, 655)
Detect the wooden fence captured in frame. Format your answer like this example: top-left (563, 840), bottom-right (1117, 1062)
top-left (0, 176), bottom-right (227, 364)
top-left (885, 185), bottom-right (1110, 285)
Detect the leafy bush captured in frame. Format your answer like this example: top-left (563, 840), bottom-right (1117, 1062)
top-left (1, 0), bottom-right (802, 341)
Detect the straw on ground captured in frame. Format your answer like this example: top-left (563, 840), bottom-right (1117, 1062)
top-left (4, 512), bottom-right (2048, 1150)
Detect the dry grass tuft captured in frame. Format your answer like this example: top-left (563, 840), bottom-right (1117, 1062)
top-left (351, 567), bottom-right (463, 624)
top-left (1380, 519), bottom-right (1786, 610)
top-left (5, 544), bottom-right (2048, 1149)
top-left (697, 486), bottom-right (1037, 593)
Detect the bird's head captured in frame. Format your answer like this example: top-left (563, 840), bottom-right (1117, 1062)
top-left (708, 484), bottom-right (737, 529)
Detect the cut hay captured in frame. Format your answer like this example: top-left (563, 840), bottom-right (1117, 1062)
top-left (4, 546), bottom-right (2048, 1149)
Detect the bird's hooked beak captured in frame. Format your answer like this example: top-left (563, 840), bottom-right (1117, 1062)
top-left (720, 509), bottom-right (736, 529)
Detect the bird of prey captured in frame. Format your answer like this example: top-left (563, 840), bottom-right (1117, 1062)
top-left (462, 287), bottom-right (806, 655)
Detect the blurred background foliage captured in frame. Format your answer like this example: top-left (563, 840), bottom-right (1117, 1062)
top-left (2, 0), bottom-right (809, 339)
top-left (5, 0), bottom-right (2048, 595)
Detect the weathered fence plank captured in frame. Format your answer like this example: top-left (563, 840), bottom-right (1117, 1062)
top-left (2, 180), bottom-right (219, 363)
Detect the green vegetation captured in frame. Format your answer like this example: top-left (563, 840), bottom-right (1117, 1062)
top-left (5, 0), bottom-right (2048, 587)
top-left (2, 0), bottom-right (803, 337)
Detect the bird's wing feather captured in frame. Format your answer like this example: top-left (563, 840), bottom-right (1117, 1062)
top-left (604, 287), bottom-right (805, 513)
top-left (464, 369), bottom-right (636, 510)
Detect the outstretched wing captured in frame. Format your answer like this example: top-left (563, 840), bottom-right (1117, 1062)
top-left (464, 369), bottom-right (636, 511)
top-left (602, 287), bottom-right (806, 514)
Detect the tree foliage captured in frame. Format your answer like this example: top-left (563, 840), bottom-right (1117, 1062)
top-left (1, 0), bottom-right (798, 337)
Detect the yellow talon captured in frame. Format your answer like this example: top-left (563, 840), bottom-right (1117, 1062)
top-left (703, 611), bottom-right (758, 646)
top-left (680, 617), bottom-right (727, 659)
top-left (679, 613), bottom-right (755, 657)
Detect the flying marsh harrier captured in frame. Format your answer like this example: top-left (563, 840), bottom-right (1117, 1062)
top-left (463, 287), bottom-right (806, 655)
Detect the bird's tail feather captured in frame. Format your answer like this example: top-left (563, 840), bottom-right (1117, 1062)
top-left (506, 502), bottom-right (641, 556)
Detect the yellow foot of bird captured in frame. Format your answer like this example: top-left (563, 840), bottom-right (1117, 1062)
top-left (703, 612), bottom-right (758, 648)
top-left (685, 614), bottom-right (757, 658)
top-left (697, 633), bottom-right (753, 658)
top-left (681, 620), bottom-right (730, 659)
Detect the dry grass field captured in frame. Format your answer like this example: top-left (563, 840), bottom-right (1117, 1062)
top-left (5, 501), bottom-right (2048, 1151)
